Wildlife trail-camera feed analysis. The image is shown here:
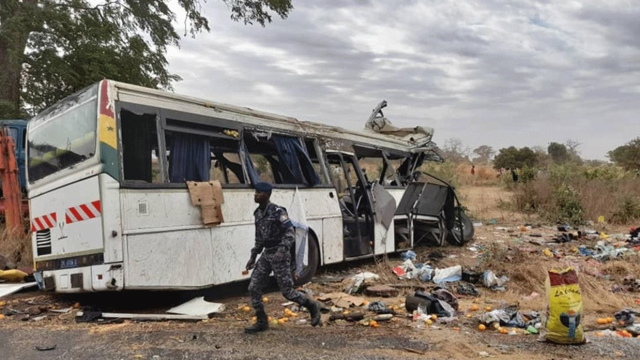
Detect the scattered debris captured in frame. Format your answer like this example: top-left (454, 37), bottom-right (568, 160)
top-left (318, 292), bottom-right (365, 308)
top-left (364, 285), bottom-right (399, 298)
top-left (0, 282), bottom-right (37, 299)
top-left (35, 345), bottom-right (57, 351)
top-left (76, 311), bottom-right (208, 322)
top-left (167, 297), bottom-right (225, 317)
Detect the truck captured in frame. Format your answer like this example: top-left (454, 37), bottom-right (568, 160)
top-left (0, 119), bottom-right (30, 218)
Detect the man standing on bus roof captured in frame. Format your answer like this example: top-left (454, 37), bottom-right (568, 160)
top-left (244, 182), bottom-right (322, 334)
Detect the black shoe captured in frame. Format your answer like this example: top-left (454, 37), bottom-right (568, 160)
top-left (304, 299), bottom-right (322, 327)
top-left (244, 310), bottom-right (269, 334)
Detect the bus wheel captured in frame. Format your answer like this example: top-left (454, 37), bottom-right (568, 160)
top-left (293, 232), bottom-right (319, 286)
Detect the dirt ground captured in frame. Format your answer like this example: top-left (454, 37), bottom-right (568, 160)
top-left (2, 185), bottom-right (640, 360)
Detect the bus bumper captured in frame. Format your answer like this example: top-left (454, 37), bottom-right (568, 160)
top-left (37, 264), bottom-right (124, 293)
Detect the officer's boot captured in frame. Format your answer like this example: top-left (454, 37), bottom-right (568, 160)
top-left (303, 298), bottom-right (322, 327)
top-left (244, 310), bottom-right (269, 334)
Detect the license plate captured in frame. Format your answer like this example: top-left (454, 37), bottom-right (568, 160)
top-left (60, 258), bottom-right (78, 269)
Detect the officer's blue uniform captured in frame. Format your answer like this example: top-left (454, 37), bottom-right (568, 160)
top-left (248, 201), bottom-right (307, 312)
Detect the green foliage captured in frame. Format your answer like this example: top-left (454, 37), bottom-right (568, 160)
top-left (553, 184), bottom-right (584, 225)
top-left (610, 198), bottom-right (640, 224)
top-left (582, 165), bottom-right (630, 181)
top-left (419, 161), bottom-right (458, 188)
top-left (1, 0), bottom-right (293, 114)
top-left (493, 146), bottom-right (538, 170)
top-left (608, 137), bottom-right (640, 171)
top-left (519, 165), bottom-right (537, 184)
top-left (547, 142), bottom-right (569, 163)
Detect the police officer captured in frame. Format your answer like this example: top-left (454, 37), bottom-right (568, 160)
top-left (244, 182), bottom-right (321, 334)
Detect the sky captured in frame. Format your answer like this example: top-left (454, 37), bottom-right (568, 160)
top-left (165, 0), bottom-right (640, 161)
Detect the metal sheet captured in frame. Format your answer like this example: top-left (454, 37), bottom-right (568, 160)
top-left (167, 296), bottom-right (225, 316)
top-left (0, 282), bottom-right (37, 299)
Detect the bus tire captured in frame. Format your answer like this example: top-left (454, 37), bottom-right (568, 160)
top-left (293, 232), bottom-right (319, 286)
top-left (447, 210), bottom-right (474, 245)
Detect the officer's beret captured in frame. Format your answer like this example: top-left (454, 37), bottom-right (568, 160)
top-left (255, 182), bottom-right (273, 193)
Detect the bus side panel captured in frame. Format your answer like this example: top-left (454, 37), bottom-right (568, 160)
top-left (374, 221), bottom-right (395, 255)
top-left (100, 175), bottom-right (123, 263)
top-left (125, 229), bottom-right (215, 288)
top-left (322, 217), bottom-right (343, 264)
top-left (31, 176), bottom-right (103, 260)
top-left (211, 224), bottom-right (255, 285)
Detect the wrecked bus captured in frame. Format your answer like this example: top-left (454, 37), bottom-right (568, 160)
top-left (26, 80), bottom-right (472, 293)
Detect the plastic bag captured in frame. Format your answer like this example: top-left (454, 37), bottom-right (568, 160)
top-left (541, 267), bottom-right (585, 344)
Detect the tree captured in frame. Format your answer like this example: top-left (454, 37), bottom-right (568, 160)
top-left (0, 0), bottom-right (293, 118)
top-left (472, 145), bottom-right (495, 164)
top-left (565, 139), bottom-right (582, 164)
top-left (493, 146), bottom-right (538, 170)
top-left (442, 138), bottom-right (470, 163)
top-left (608, 138), bottom-right (640, 171)
top-left (548, 142), bottom-right (569, 163)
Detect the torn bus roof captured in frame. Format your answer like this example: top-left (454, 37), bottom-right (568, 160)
top-left (111, 81), bottom-right (442, 156)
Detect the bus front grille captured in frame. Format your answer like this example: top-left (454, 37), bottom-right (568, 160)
top-left (36, 229), bottom-right (52, 256)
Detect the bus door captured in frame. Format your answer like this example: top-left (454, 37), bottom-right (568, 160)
top-left (326, 153), bottom-right (374, 258)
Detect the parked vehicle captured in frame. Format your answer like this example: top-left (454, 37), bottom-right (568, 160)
top-left (0, 119), bottom-right (29, 218)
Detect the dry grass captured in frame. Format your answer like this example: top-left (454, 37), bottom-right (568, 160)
top-left (514, 172), bottom-right (640, 225)
top-left (486, 253), bottom-right (639, 314)
top-left (0, 223), bottom-right (32, 267)
top-left (455, 164), bottom-right (502, 187)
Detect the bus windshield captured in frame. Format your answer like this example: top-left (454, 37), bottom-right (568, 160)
top-left (28, 85), bottom-right (98, 182)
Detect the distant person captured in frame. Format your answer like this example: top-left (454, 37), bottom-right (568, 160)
top-left (471, 165), bottom-right (475, 175)
top-left (511, 168), bottom-right (519, 183)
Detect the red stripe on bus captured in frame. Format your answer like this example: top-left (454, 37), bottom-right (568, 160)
top-left (34, 217), bottom-right (45, 231)
top-left (92, 200), bottom-right (101, 213)
top-left (42, 215), bottom-right (54, 229)
top-left (79, 204), bottom-right (94, 219)
top-left (65, 213), bottom-right (72, 224)
top-left (69, 207), bottom-right (83, 222)
top-left (51, 212), bottom-right (57, 222)
top-left (100, 80), bottom-right (114, 118)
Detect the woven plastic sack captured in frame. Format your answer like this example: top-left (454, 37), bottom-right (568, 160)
top-left (541, 267), bottom-right (585, 344)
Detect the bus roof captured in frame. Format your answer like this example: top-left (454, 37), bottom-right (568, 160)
top-left (110, 80), bottom-right (441, 156)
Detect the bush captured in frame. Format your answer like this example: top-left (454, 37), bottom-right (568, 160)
top-left (610, 198), bottom-right (640, 224)
top-left (554, 184), bottom-right (584, 225)
top-left (419, 162), bottom-right (459, 187)
top-left (512, 164), bottom-right (640, 225)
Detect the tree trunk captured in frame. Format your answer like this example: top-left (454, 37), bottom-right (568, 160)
top-left (0, 1), bottom-right (34, 118)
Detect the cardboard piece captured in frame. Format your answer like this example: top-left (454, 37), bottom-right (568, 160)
top-left (187, 181), bottom-right (225, 225)
top-left (317, 292), bottom-right (365, 308)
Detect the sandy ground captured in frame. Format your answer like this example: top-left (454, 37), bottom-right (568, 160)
top-left (2, 185), bottom-right (640, 360)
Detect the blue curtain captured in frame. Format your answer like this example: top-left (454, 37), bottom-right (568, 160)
top-left (242, 142), bottom-right (261, 185)
top-left (169, 133), bottom-right (211, 183)
top-left (272, 135), bottom-right (320, 186)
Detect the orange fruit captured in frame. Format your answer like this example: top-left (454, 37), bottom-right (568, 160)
top-left (485, 306), bottom-right (492, 312)
top-left (478, 324), bottom-right (486, 331)
top-left (470, 304), bottom-right (479, 311)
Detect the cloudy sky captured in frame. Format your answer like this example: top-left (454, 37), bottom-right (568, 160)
top-left (166, 0), bottom-right (640, 160)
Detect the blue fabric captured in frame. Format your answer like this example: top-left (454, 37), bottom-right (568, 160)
top-left (242, 141), bottom-right (261, 185)
top-left (169, 133), bottom-right (211, 183)
top-left (272, 135), bottom-right (320, 185)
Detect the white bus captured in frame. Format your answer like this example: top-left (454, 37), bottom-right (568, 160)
top-left (27, 80), bottom-right (471, 293)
